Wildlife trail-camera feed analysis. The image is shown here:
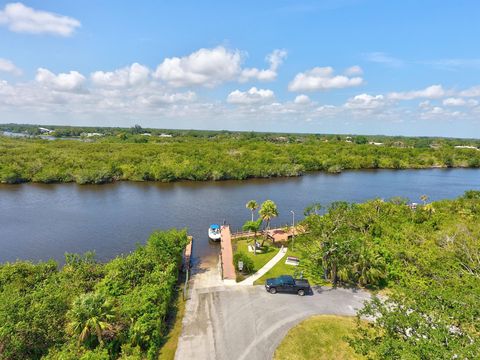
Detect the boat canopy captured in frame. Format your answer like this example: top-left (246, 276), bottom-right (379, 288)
top-left (210, 224), bottom-right (220, 230)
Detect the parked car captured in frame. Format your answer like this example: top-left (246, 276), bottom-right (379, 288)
top-left (265, 275), bottom-right (310, 296)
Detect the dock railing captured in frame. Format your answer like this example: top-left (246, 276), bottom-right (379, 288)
top-left (182, 236), bottom-right (193, 301)
top-left (230, 229), bottom-right (266, 240)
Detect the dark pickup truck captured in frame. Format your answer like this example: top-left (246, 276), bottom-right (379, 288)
top-left (265, 275), bottom-right (311, 296)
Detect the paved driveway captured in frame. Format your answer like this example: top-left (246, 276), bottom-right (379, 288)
top-left (175, 284), bottom-right (370, 360)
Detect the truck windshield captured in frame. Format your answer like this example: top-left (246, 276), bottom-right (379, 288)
top-left (280, 276), bottom-right (294, 285)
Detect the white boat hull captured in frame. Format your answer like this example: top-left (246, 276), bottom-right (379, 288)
top-left (208, 228), bottom-right (221, 241)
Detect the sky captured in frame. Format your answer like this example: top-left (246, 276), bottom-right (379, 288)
top-left (1, 0), bottom-right (480, 137)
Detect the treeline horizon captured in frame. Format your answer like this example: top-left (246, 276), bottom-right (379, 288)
top-left (1, 129), bottom-right (480, 185)
top-left (2, 122), bottom-right (480, 142)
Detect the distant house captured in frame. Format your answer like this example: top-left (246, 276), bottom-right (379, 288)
top-left (141, 133), bottom-right (152, 136)
top-left (39, 127), bottom-right (53, 134)
top-left (159, 133), bottom-right (173, 138)
top-left (369, 142), bottom-right (383, 146)
top-left (454, 145), bottom-right (479, 150)
top-left (81, 132), bottom-right (104, 137)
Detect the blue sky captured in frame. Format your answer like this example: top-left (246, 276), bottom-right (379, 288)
top-left (1, 0), bottom-right (480, 137)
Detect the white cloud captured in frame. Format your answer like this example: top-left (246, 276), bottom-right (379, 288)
top-left (443, 97), bottom-right (478, 107)
top-left (467, 99), bottom-right (479, 107)
top-left (288, 66), bottom-right (363, 92)
top-left (240, 49), bottom-right (287, 82)
top-left (420, 106), bottom-right (463, 120)
top-left (418, 100), bottom-right (431, 109)
top-left (227, 87), bottom-right (275, 104)
top-left (459, 86), bottom-right (480, 97)
top-left (314, 105), bottom-right (339, 116)
top-left (0, 58), bottom-right (22, 75)
top-left (387, 85), bottom-right (445, 100)
top-left (0, 2), bottom-right (80, 36)
top-left (137, 91), bottom-right (197, 106)
top-left (35, 68), bottom-right (86, 93)
top-left (443, 97), bottom-right (465, 107)
top-left (344, 65), bottom-right (363, 75)
top-left (344, 94), bottom-right (385, 110)
top-left (364, 52), bottom-right (404, 67)
top-left (294, 94), bottom-right (311, 104)
top-left (154, 46), bottom-right (241, 87)
top-left (91, 63), bottom-right (150, 88)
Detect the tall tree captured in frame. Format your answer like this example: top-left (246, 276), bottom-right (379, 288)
top-left (242, 218), bottom-right (262, 255)
top-left (67, 292), bottom-right (115, 348)
top-left (259, 200), bottom-right (279, 245)
top-left (246, 200), bottom-right (259, 221)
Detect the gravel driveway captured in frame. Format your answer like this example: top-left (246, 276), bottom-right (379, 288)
top-left (175, 283), bottom-right (370, 360)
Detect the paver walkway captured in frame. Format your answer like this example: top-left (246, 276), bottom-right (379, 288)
top-left (238, 246), bottom-right (287, 285)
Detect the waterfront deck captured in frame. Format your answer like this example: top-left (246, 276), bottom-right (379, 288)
top-left (220, 225), bottom-right (306, 285)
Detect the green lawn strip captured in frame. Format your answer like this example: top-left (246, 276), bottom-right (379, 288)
top-left (274, 315), bottom-right (364, 360)
top-left (158, 289), bottom-right (186, 360)
top-left (253, 247), bottom-right (302, 285)
top-left (233, 238), bottom-right (279, 277)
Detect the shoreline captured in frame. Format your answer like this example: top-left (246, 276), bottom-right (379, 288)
top-left (1, 166), bottom-right (479, 187)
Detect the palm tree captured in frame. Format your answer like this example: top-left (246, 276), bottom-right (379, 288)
top-left (420, 194), bottom-right (429, 205)
top-left (67, 292), bottom-right (115, 347)
top-left (246, 200), bottom-right (259, 221)
top-left (242, 218), bottom-right (262, 255)
top-left (259, 200), bottom-right (279, 246)
top-left (353, 248), bottom-right (387, 287)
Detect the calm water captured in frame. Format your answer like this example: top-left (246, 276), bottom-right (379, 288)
top-left (1, 169), bottom-right (479, 265)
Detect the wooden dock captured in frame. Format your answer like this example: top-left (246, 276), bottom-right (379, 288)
top-left (220, 225), bottom-right (236, 282)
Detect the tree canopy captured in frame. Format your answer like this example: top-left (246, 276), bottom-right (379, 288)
top-left (295, 192), bottom-right (480, 358)
top-left (1, 131), bottom-right (480, 184)
top-left (0, 229), bottom-right (188, 360)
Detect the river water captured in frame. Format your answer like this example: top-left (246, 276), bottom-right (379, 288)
top-left (1, 169), bottom-right (479, 265)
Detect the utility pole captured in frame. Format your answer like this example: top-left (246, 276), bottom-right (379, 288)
top-left (290, 210), bottom-right (295, 251)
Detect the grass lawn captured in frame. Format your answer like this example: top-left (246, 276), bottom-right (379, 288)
top-left (253, 247), bottom-right (302, 285)
top-left (274, 315), bottom-right (364, 360)
top-left (233, 238), bottom-right (279, 277)
top-left (158, 289), bottom-right (186, 360)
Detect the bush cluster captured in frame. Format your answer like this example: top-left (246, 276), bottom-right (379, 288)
top-left (0, 229), bottom-right (188, 359)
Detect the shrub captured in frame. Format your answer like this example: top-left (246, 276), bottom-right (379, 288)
top-left (233, 252), bottom-right (255, 274)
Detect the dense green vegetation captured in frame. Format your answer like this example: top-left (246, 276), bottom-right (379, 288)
top-left (0, 229), bottom-right (188, 360)
top-left (2, 124), bottom-right (480, 184)
top-left (293, 192), bottom-right (480, 358)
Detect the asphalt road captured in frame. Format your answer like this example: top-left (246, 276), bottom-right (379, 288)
top-left (175, 284), bottom-right (370, 360)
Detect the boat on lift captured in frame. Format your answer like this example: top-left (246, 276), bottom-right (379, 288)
top-left (208, 224), bottom-right (221, 241)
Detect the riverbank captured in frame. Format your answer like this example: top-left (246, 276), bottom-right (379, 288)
top-left (2, 135), bottom-right (480, 184)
